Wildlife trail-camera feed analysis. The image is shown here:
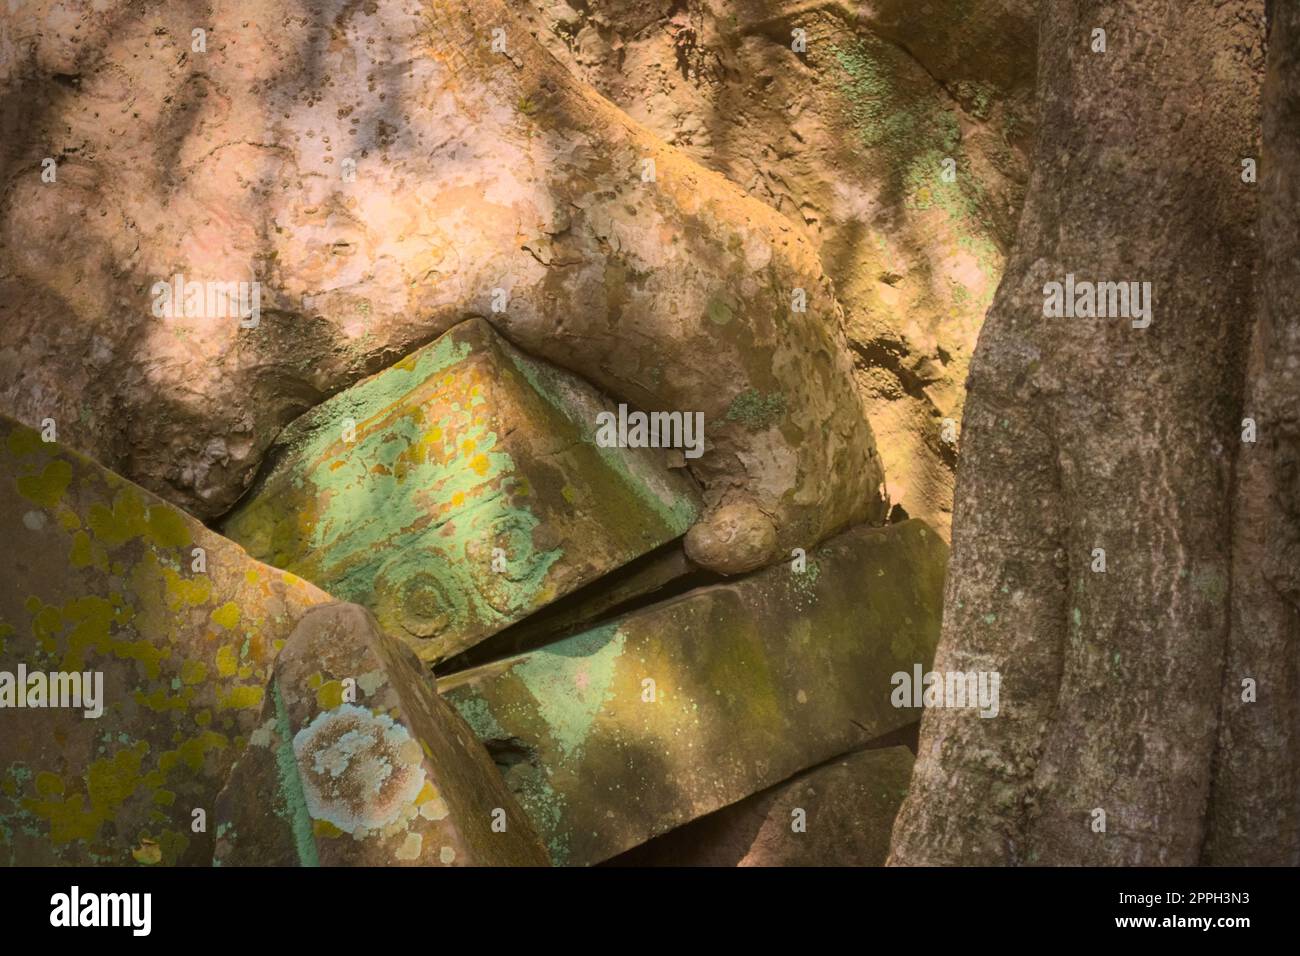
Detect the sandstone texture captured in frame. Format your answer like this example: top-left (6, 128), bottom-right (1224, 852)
top-left (0, 0), bottom-right (891, 571)
top-left (224, 317), bottom-right (702, 664)
top-left (213, 603), bottom-right (549, 866)
top-left (611, 745), bottom-right (915, 866)
top-left (440, 520), bottom-right (946, 864)
top-left (0, 415), bottom-right (331, 865)
top-left (517, 0), bottom-right (1037, 536)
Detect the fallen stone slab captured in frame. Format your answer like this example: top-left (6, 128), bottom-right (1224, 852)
top-left (608, 746), bottom-right (915, 867)
top-left (213, 603), bottom-right (549, 867)
top-left (438, 543), bottom-right (709, 675)
top-left (0, 415), bottom-right (332, 866)
top-left (223, 318), bottom-right (702, 665)
top-left (439, 519), bottom-right (946, 865)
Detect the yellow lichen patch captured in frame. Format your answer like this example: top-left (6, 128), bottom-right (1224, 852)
top-left (86, 486), bottom-right (149, 547)
top-left (110, 638), bottom-right (168, 680)
top-left (217, 685), bottom-right (264, 711)
top-left (317, 679), bottom-right (344, 710)
top-left (35, 771), bottom-right (65, 797)
top-left (158, 732), bottom-right (227, 775)
top-left (419, 795), bottom-right (450, 822)
top-left (29, 600), bottom-right (64, 655)
top-left (210, 601), bottom-right (240, 630)
top-left (244, 569), bottom-right (260, 585)
top-left (69, 531), bottom-right (94, 568)
top-left (131, 838), bottom-right (162, 864)
top-left (144, 505), bottom-right (191, 549)
top-left (162, 566), bottom-right (212, 610)
top-left (180, 659), bottom-right (208, 686)
top-left (60, 596), bottom-right (132, 672)
top-left (469, 453), bottom-right (490, 476)
top-left (16, 459), bottom-right (73, 508)
top-left (6, 423), bottom-right (43, 457)
top-left (24, 790), bottom-right (103, 844)
top-left (134, 687), bottom-right (189, 713)
top-left (215, 644), bottom-right (238, 677)
top-left (87, 742), bottom-right (151, 822)
top-left (313, 818), bottom-right (343, 838)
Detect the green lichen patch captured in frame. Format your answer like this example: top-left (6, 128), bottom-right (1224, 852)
top-left (223, 318), bottom-right (701, 664)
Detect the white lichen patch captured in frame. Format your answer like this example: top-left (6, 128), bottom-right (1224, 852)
top-left (419, 796), bottom-right (450, 821)
top-left (293, 703), bottom-right (426, 835)
top-left (395, 831), bottom-right (423, 861)
top-left (248, 717), bottom-right (277, 749)
top-left (357, 668), bottom-right (387, 697)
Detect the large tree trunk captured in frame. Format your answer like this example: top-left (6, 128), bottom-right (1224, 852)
top-left (1204, 0), bottom-right (1300, 865)
top-left (890, 0), bottom-right (1264, 865)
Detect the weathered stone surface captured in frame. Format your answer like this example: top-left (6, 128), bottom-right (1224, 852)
top-left (440, 543), bottom-right (707, 674)
top-left (0, 0), bottom-right (887, 574)
top-left (224, 318), bottom-right (702, 664)
top-left (213, 603), bottom-right (549, 866)
top-left (439, 519), bottom-right (946, 865)
top-left (518, 0), bottom-right (1039, 540)
top-left (610, 745), bottom-right (915, 867)
top-left (0, 415), bottom-right (331, 865)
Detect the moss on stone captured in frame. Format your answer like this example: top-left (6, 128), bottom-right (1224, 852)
top-left (724, 389), bottom-right (787, 430)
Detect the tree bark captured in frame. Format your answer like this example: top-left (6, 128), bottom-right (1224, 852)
top-left (890, 0), bottom-right (1264, 865)
top-left (1204, 1), bottom-right (1300, 866)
